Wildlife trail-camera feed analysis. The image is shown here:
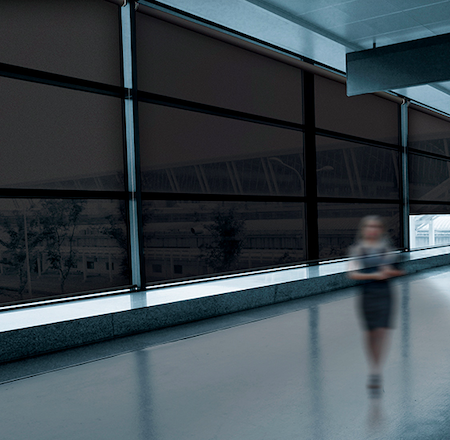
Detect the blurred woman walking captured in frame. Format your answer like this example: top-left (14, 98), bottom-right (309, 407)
top-left (348, 216), bottom-right (404, 390)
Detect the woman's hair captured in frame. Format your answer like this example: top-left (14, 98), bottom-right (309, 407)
top-left (348, 215), bottom-right (391, 257)
top-left (355, 215), bottom-right (388, 243)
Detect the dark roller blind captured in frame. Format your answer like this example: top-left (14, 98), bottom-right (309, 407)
top-left (316, 136), bottom-right (399, 200)
top-left (143, 199), bottom-right (305, 283)
top-left (410, 204), bottom-right (450, 215)
top-left (0, 198), bottom-right (129, 305)
top-left (139, 103), bottom-right (304, 196)
top-left (0, 0), bottom-right (121, 85)
top-left (318, 203), bottom-right (401, 259)
top-left (409, 153), bottom-right (450, 203)
top-left (0, 77), bottom-right (124, 190)
top-left (409, 108), bottom-right (450, 157)
top-left (315, 75), bottom-right (399, 144)
top-left (408, 107), bottom-right (450, 214)
top-left (136, 13), bottom-right (303, 123)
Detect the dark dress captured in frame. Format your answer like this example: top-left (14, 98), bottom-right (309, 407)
top-left (356, 246), bottom-right (394, 331)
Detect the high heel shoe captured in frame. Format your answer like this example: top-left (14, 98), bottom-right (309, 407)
top-left (367, 374), bottom-right (382, 389)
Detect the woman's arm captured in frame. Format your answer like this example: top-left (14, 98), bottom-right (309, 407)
top-left (348, 266), bottom-right (405, 281)
top-left (348, 270), bottom-right (387, 281)
top-left (347, 257), bottom-right (383, 280)
top-left (384, 266), bottom-right (406, 277)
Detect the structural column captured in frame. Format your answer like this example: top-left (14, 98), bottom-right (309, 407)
top-left (121, 0), bottom-right (146, 290)
top-left (303, 72), bottom-right (319, 261)
top-left (401, 99), bottom-right (410, 250)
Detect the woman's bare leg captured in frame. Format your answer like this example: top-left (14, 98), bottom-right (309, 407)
top-left (365, 328), bottom-right (390, 380)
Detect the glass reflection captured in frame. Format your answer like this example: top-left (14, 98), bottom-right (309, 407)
top-left (318, 203), bottom-right (400, 259)
top-left (142, 154), bottom-right (303, 196)
top-left (409, 108), bottom-right (450, 157)
top-left (316, 137), bottom-right (399, 199)
top-left (0, 199), bottom-right (129, 305)
top-left (139, 104), bottom-right (304, 196)
top-left (409, 154), bottom-right (450, 202)
top-left (143, 200), bottom-right (304, 283)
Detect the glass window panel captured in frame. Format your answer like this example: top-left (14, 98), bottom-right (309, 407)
top-left (316, 137), bottom-right (400, 199)
top-left (410, 214), bottom-right (450, 249)
top-left (139, 104), bottom-right (304, 196)
top-left (315, 75), bottom-right (399, 144)
top-left (409, 153), bottom-right (450, 202)
top-left (409, 108), bottom-right (450, 157)
top-left (410, 204), bottom-right (450, 215)
top-left (0, 0), bottom-right (121, 85)
top-left (0, 199), bottom-right (129, 306)
top-left (318, 203), bottom-right (400, 259)
top-left (0, 77), bottom-right (124, 190)
top-left (136, 14), bottom-right (303, 123)
top-left (143, 200), bottom-right (305, 283)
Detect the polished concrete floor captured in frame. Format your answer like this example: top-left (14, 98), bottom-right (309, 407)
top-left (2, 266), bottom-right (450, 440)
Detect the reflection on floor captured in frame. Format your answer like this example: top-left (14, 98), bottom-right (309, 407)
top-left (2, 266), bottom-right (450, 440)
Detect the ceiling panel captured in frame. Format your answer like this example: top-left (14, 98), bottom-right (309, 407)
top-left (425, 20), bottom-right (450, 34)
top-left (405, 2), bottom-right (450, 25)
top-left (255, 0), bottom-right (450, 43)
top-left (334, 0), bottom-right (400, 22)
top-left (299, 7), bottom-right (352, 29)
top-left (354, 26), bottom-right (435, 48)
top-left (330, 21), bottom-right (377, 41)
top-left (244, 0), bottom-right (450, 50)
top-left (360, 12), bottom-right (422, 34)
top-left (386, 0), bottom-right (450, 9)
top-left (258, 0), bottom-right (355, 16)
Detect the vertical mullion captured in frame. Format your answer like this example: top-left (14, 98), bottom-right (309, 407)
top-left (401, 99), bottom-right (410, 250)
top-left (121, 1), bottom-right (145, 289)
top-left (303, 72), bottom-right (319, 261)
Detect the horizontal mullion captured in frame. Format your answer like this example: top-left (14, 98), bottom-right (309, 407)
top-left (317, 196), bottom-right (401, 204)
top-left (141, 193), bottom-right (404, 204)
top-left (410, 199), bottom-right (450, 206)
top-left (137, 91), bottom-right (305, 131)
top-left (408, 147), bottom-right (450, 162)
top-left (315, 128), bottom-right (401, 151)
top-left (0, 189), bottom-right (127, 200)
top-left (0, 62), bottom-right (125, 98)
top-left (141, 192), bottom-right (306, 203)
